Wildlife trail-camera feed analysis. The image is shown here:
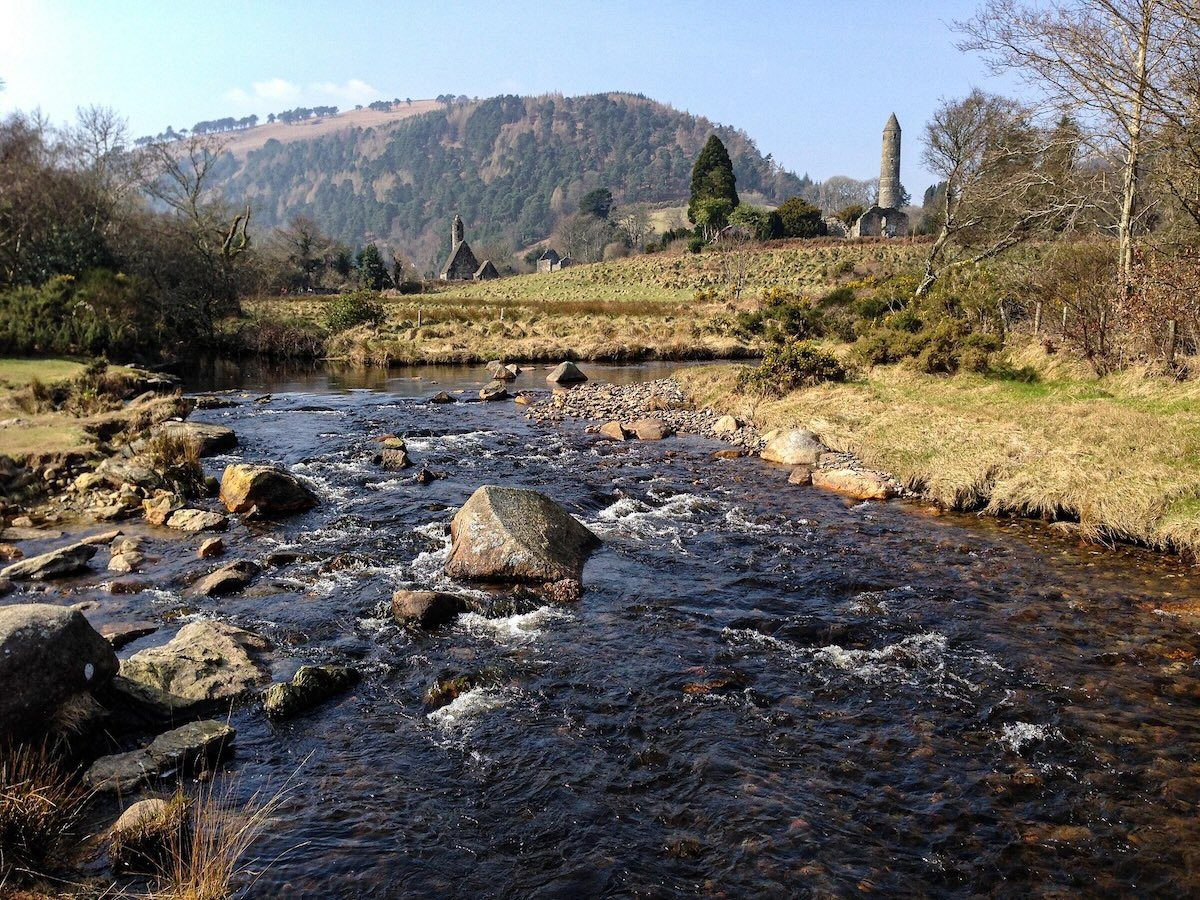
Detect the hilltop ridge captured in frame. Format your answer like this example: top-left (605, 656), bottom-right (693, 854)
top-left (208, 92), bottom-right (817, 268)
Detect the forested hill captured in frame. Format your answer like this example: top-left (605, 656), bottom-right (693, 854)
top-left (211, 92), bottom-right (815, 268)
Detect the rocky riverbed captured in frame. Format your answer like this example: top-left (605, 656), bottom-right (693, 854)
top-left (526, 377), bottom-right (904, 500)
top-left (0, 361), bottom-right (1198, 896)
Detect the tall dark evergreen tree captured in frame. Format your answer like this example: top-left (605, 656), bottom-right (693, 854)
top-left (356, 243), bottom-right (391, 290)
top-left (688, 135), bottom-right (739, 224)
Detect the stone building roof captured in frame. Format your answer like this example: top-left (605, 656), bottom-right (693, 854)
top-left (440, 239), bottom-right (479, 280)
top-left (474, 260), bottom-right (499, 280)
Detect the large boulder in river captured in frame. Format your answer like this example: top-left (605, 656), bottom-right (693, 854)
top-left (479, 380), bottom-right (509, 402)
top-left (546, 361), bottom-right (588, 385)
top-left (85, 720), bottom-right (235, 793)
top-left (153, 421), bottom-right (237, 456)
top-left (120, 621), bottom-right (271, 712)
top-left (0, 540), bottom-right (96, 581)
top-left (0, 603), bottom-right (119, 735)
top-left (219, 464), bottom-right (316, 516)
top-left (446, 485), bottom-right (600, 584)
top-left (760, 429), bottom-right (825, 466)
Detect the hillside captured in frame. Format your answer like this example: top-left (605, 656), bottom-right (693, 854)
top-left (211, 93), bottom-right (816, 269)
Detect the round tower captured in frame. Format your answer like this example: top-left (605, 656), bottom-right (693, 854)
top-left (878, 114), bottom-right (902, 210)
top-left (452, 214), bottom-right (464, 245)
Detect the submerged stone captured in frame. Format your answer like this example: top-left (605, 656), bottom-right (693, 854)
top-left (262, 664), bottom-right (360, 720)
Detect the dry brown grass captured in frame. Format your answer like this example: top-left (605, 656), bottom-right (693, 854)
top-left (0, 743), bottom-right (88, 888)
top-left (146, 779), bottom-right (289, 900)
top-left (678, 343), bottom-right (1200, 555)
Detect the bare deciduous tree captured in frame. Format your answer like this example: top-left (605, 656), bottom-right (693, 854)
top-left (918, 90), bottom-right (1090, 296)
top-left (956, 0), bottom-right (1193, 285)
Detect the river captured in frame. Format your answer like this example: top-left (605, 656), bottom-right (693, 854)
top-left (80, 362), bottom-right (1200, 895)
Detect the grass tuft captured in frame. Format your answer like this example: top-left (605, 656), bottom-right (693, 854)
top-left (0, 743), bottom-right (88, 886)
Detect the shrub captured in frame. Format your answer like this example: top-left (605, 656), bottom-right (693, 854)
top-left (324, 291), bottom-right (386, 332)
top-left (776, 197), bottom-right (826, 238)
top-left (687, 236), bottom-right (705, 254)
top-left (736, 341), bottom-right (847, 397)
top-left (734, 288), bottom-right (821, 345)
top-left (153, 779), bottom-right (288, 900)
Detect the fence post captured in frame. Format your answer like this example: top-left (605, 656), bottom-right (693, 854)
top-left (1167, 318), bottom-right (1178, 364)
top-left (417, 307), bottom-right (423, 328)
top-left (500, 307), bottom-right (505, 322)
top-left (1033, 301), bottom-right (1042, 336)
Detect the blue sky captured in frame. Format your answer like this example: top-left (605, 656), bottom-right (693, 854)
top-left (0, 0), bottom-right (1016, 192)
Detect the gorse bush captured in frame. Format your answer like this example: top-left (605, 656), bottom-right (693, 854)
top-left (323, 291), bottom-right (386, 332)
top-left (0, 271), bottom-right (150, 358)
top-left (854, 313), bottom-right (1002, 374)
top-left (736, 341), bottom-right (847, 397)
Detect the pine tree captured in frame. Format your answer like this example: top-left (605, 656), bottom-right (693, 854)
top-left (356, 243), bottom-right (392, 291)
top-left (688, 135), bottom-right (739, 224)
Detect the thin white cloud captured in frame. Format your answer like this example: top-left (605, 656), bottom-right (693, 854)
top-left (223, 77), bottom-right (379, 113)
top-left (311, 78), bottom-right (378, 104)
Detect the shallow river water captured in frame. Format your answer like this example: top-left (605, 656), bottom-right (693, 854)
top-left (49, 363), bottom-right (1200, 896)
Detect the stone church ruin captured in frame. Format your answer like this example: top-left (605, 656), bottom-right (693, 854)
top-left (440, 215), bottom-right (500, 280)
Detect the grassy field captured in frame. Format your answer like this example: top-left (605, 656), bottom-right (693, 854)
top-left (246, 239), bottom-right (930, 365)
top-left (678, 345), bottom-right (1200, 556)
top-left (0, 358), bottom-right (139, 462)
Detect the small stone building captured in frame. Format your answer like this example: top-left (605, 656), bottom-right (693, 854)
top-left (537, 248), bottom-right (571, 272)
top-left (474, 260), bottom-right (499, 280)
top-left (849, 206), bottom-right (909, 238)
top-left (440, 215), bottom-right (480, 280)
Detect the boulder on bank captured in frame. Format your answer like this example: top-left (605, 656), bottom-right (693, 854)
top-left (143, 491), bottom-right (184, 526)
top-left (0, 603), bottom-right (119, 735)
top-left (598, 421), bottom-right (628, 441)
top-left (546, 361), bottom-right (588, 385)
top-left (445, 485), bottom-right (600, 584)
top-left (120, 621), bottom-right (271, 711)
top-left (760, 429), bottom-right (825, 466)
top-left (713, 414), bottom-right (741, 435)
top-left (811, 468), bottom-right (894, 501)
top-left (219, 464), bottom-right (317, 516)
top-left (630, 418), bottom-right (673, 441)
top-left (85, 720), bottom-right (236, 793)
top-left (190, 559), bottom-right (260, 597)
top-left (109, 796), bottom-right (187, 873)
top-left (262, 664), bottom-right (359, 720)
top-left (153, 421), bottom-right (237, 456)
top-left (392, 589), bottom-right (468, 629)
top-left (0, 540), bottom-right (96, 580)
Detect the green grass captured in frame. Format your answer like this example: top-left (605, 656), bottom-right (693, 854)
top-left (0, 358), bottom-right (89, 393)
top-left (677, 344), bottom-right (1200, 556)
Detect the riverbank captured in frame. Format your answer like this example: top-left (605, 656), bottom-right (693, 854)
top-left (673, 351), bottom-right (1200, 557)
top-left (519, 353), bottom-right (1200, 559)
